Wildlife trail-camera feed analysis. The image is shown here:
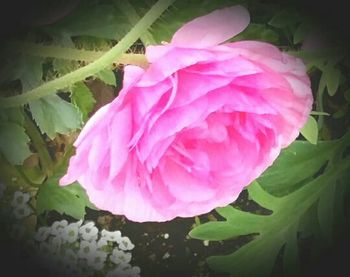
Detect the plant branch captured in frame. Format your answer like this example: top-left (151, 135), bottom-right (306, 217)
top-left (23, 111), bottom-right (54, 176)
top-left (6, 41), bottom-right (148, 66)
top-left (114, 0), bottom-right (157, 46)
top-left (0, 0), bottom-right (174, 108)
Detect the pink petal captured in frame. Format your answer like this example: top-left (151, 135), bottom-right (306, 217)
top-left (171, 5), bottom-right (250, 48)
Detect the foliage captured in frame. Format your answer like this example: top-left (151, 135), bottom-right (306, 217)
top-left (190, 136), bottom-right (350, 276)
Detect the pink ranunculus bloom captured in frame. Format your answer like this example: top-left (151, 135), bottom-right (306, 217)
top-left (60, 6), bottom-right (313, 222)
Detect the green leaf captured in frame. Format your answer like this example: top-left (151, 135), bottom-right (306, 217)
top-left (46, 4), bottom-right (130, 40)
top-left (29, 94), bottom-right (82, 139)
top-left (300, 116), bottom-right (318, 144)
top-left (0, 122), bottom-right (31, 165)
top-left (232, 23), bottom-right (279, 44)
top-left (257, 141), bottom-right (336, 196)
top-left (190, 159), bottom-right (350, 276)
top-left (190, 205), bottom-right (264, 241)
top-left (268, 9), bottom-right (299, 28)
top-left (324, 66), bottom-right (341, 96)
top-left (71, 82), bottom-right (96, 121)
top-left (95, 69), bottom-right (116, 86)
top-left (36, 181), bottom-right (90, 219)
top-left (293, 22), bottom-right (311, 44)
top-left (317, 182), bottom-right (336, 244)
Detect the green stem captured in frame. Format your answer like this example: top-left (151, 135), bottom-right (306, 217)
top-left (114, 0), bottom-right (157, 46)
top-left (0, 0), bottom-right (174, 108)
top-left (316, 72), bottom-right (326, 129)
top-left (6, 41), bottom-right (148, 66)
top-left (23, 112), bottom-right (54, 176)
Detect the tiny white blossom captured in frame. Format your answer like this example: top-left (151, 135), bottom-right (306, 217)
top-left (39, 241), bottom-right (55, 256)
top-left (49, 236), bottom-right (63, 254)
top-left (34, 226), bottom-right (51, 242)
top-left (118, 236), bottom-right (134, 251)
top-left (78, 240), bottom-right (98, 259)
top-left (106, 265), bottom-right (140, 277)
top-left (110, 248), bottom-right (132, 264)
top-left (79, 221), bottom-right (98, 241)
top-left (101, 229), bottom-right (122, 243)
top-left (62, 222), bottom-right (79, 243)
top-left (62, 249), bottom-right (78, 266)
top-left (106, 268), bottom-right (127, 277)
top-left (97, 237), bottom-right (108, 249)
top-left (11, 191), bottom-right (30, 208)
top-left (86, 250), bottom-right (108, 270)
top-left (124, 266), bottom-right (141, 277)
top-left (51, 220), bottom-right (68, 236)
top-left (13, 204), bottom-right (32, 219)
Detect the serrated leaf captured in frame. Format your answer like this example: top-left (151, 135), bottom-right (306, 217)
top-left (300, 116), bottom-right (318, 144)
top-left (268, 9), bottom-right (299, 28)
top-left (190, 205), bottom-right (264, 241)
top-left (46, 4), bottom-right (130, 40)
top-left (283, 223), bottom-right (300, 276)
top-left (208, 236), bottom-right (282, 276)
top-left (95, 69), bottom-right (116, 86)
top-left (324, 66), bottom-right (341, 96)
top-left (71, 81), bottom-right (96, 121)
top-left (36, 181), bottom-right (88, 219)
top-left (293, 22), bottom-right (311, 44)
top-left (257, 141), bottom-right (336, 196)
top-left (19, 55), bottom-right (44, 92)
top-left (317, 182), bottom-right (336, 244)
top-left (232, 23), bottom-right (279, 44)
top-left (0, 122), bottom-right (31, 165)
top-left (190, 137), bottom-right (350, 277)
top-left (29, 94), bottom-right (82, 139)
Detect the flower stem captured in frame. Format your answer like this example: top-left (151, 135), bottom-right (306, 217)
top-left (6, 41), bottom-right (148, 67)
top-left (23, 112), bottom-right (54, 177)
top-left (0, 0), bottom-right (174, 108)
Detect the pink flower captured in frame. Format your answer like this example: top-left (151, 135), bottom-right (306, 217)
top-left (60, 6), bottom-right (313, 222)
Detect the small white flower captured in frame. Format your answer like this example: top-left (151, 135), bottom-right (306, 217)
top-left (86, 250), bottom-right (108, 270)
top-left (62, 222), bottom-right (79, 243)
top-left (49, 236), bottom-right (63, 254)
top-left (78, 240), bottom-right (98, 259)
top-left (124, 266), bottom-right (141, 277)
top-left (62, 249), bottom-right (78, 267)
top-left (110, 248), bottom-right (132, 264)
top-left (101, 229), bottom-right (122, 243)
top-left (11, 191), bottom-right (30, 207)
top-left (34, 226), bottom-right (51, 242)
top-left (79, 221), bottom-right (98, 241)
top-left (51, 220), bottom-right (68, 236)
top-left (13, 203), bottom-right (32, 219)
top-left (106, 265), bottom-right (140, 277)
top-left (106, 268), bottom-right (127, 277)
top-left (118, 236), bottom-right (134, 251)
top-left (97, 237), bottom-right (108, 249)
top-left (39, 241), bottom-right (55, 256)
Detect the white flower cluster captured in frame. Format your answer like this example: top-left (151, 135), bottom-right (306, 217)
top-left (11, 191), bottom-right (32, 219)
top-left (33, 219), bottom-right (140, 277)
